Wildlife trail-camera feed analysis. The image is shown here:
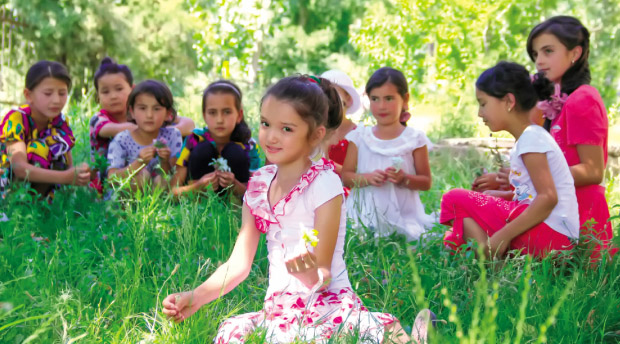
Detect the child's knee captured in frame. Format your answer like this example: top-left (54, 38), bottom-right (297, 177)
top-left (188, 141), bottom-right (218, 179)
top-left (440, 188), bottom-right (469, 208)
top-left (221, 143), bottom-right (250, 182)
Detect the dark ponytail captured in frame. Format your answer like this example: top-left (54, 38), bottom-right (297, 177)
top-left (261, 75), bottom-right (343, 137)
top-left (93, 57), bottom-right (133, 91)
top-left (476, 61), bottom-right (554, 112)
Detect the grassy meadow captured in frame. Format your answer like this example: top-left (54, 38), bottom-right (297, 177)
top-left (0, 98), bottom-right (619, 344)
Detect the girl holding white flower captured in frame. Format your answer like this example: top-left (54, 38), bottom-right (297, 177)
top-left (171, 80), bottom-right (260, 197)
top-left (342, 67), bottom-right (435, 240)
top-left (163, 75), bottom-right (432, 343)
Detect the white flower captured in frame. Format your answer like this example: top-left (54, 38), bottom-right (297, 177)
top-left (209, 157), bottom-right (231, 172)
top-left (300, 223), bottom-right (319, 248)
top-left (391, 157), bottom-right (404, 172)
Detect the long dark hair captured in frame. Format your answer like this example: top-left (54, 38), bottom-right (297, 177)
top-left (527, 16), bottom-right (590, 131)
top-left (202, 80), bottom-right (251, 144)
top-left (476, 62), bottom-right (554, 111)
top-left (261, 75), bottom-right (343, 138)
top-left (127, 80), bottom-right (177, 126)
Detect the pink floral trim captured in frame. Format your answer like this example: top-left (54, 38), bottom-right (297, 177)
top-left (537, 83), bottom-right (568, 121)
top-left (245, 158), bottom-right (335, 233)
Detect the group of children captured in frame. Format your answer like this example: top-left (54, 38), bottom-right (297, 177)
top-left (0, 15), bottom-right (616, 343)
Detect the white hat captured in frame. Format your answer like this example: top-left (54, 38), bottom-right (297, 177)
top-left (320, 69), bottom-right (361, 114)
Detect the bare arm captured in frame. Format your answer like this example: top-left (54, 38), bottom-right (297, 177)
top-left (162, 203), bottom-right (261, 322)
top-left (341, 142), bottom-right (386, 188)
top-left (6, 141), bottom-right (87, 185)
top-left (171, 116), bottom-right (196, 137)
top-left (570, 144), bottom-right (605, 187)
top-left (170, 166), bottom-right (219, 196)
top-left (489, 153), bottom-right (558, 256)
top-left (98, 122), bottom-right (137, 138)
top-left (394, 145), bottom-right (432, 191)
top-left (285, 195), bottom-right (343, 289)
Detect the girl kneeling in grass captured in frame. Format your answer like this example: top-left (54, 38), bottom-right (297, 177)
top-left (163, 75), bottom-right (432, 343)
top-left (441, 62), bottom-right (579, 258)
top-left (0, 60), bottom-right (90, 197)
top-left (106, 80), bottom-right (183, 191)
top-left (171, 80), bottom-right (260, 197)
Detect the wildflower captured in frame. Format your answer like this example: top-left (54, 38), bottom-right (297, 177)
top-left (209, 157), bottom-right (231, 172)
top-left (391, 156), bottom-right (404, 172)
top-left (153, 138), bottom-right (168, 148)
top-left (300, 223), bottom-right (319, 248)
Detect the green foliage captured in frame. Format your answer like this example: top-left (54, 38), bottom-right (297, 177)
top-left (351, 0), bottom-right (620, 138)
top-left (1, 100), bottom-right (619, 342)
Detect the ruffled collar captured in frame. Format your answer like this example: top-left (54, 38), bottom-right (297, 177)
top-left (537, 83), bottom-right (568, 121)
top-left (246, 158), bottom-right (334, 233)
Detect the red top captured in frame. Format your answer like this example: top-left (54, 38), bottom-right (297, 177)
top-left (549, 85), bottom-right (608, 167)
top-left (328, 139), bottom-right (350, 166)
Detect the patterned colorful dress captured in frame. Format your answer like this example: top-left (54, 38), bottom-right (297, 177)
top-left (215, 158), bottom-right (396, 343)
top-left (0, 104), bottom-right (75, 195)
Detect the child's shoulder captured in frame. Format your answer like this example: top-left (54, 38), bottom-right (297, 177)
top-left (111, 129), bottom-right (132, 144)
top-left (567, 85), bottom-right (604, 107)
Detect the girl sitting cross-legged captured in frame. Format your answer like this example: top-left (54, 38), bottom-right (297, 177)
top-left (441, 61), bottom-right (579, 258)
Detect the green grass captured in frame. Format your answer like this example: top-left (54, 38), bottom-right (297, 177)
top-left (0, 99), bottom-right (619, 343)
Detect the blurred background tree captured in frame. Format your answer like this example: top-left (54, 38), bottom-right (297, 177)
top-left (1, 0), bottom-right (618, 138)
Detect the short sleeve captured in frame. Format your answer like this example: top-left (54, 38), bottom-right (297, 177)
top-left (310, 170), bottom-right (344, 210)
top-left (176, 130), bottom-right (205, 167)
top-left (107, 133), bottom-right (128, 170)
top-left (164, 128), bottom-right (183, 158)
top-left (564, 87), bottom-right (608, 147)
top-left (409, 128), bottom-right (433, 151)
top-left (89, 113), bottom-right (112, 147)
top-left (0, 111), bottom-right (27, 143)
top-left (515, 126), bottom-right (554, 156)
top-left (344, 126), bottom-right (364, 147)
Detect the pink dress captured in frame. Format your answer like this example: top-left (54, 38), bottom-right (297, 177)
top-left (549, 85), bottom-right (614, 257)
top-left (215, 158), bottom-right (396, 343)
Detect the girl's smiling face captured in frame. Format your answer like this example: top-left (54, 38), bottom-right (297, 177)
top-left (130, 93), bottom-right (171, 134)
top-left (259, 96), bottom-right (323, 166)
top-left (368, 82), bottom-right (408, 126)
top-left (203, 93), bottom-right (242, 143)
top-left (97, 73), bottom-right (133, 116)
top-left (24, 77), bottom-right (69, 120)
top-left (531, 33), bottom-right (582, 84)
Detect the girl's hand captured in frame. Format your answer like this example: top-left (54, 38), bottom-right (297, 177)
top-left (138, 146), bottom-right (157, 164)
top-left (198, 172), bottom-right (219, 189)
top-left (67, 163), bottom-right (91, 186)
top-left (488, 231), bottom-right (510, 258)
top-left (216, 171), bottom-right (235, 188)
top-left (385, 166), bottom-right (406, 186)
top-left (285, 250), bottom-right (328, 290)
top-left (363, 170), bottom-right (387, 187)
top-left (162, 291), bottom-right (200, 323)
top-left (496, 167), bottom-right (510, 189)
top-left (472, 173), bottom-right (500, 192)
top-left (156, 146), bottom-right (171, 161)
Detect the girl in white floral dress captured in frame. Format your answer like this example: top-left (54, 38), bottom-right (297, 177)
top-left (163, 75), bottom-right (431, 343)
